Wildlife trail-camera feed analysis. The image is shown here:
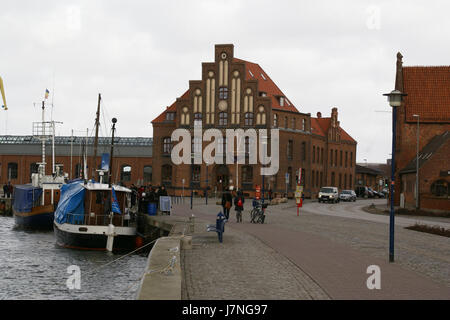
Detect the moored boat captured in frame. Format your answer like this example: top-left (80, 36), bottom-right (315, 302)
top-left (53, 180), bottom-right (138, 251)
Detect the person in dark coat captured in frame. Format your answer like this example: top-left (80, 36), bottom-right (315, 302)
top-left (221, 187), bottom-right (232, 220)
top-left (234, 189), bottom-right (245, 223)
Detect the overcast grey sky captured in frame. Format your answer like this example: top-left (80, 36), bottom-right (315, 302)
top-left (1, 0), bottom-right (449, 163)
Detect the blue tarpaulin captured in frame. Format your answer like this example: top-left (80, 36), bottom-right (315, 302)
top-left (101, 153), bottom-right (109, 171)
top-left (54, 182), bottom-right (85, 224)
top-left (111, 188), bottom-right (122, 214)
top-left (12, 185), bottom-right (43, 213)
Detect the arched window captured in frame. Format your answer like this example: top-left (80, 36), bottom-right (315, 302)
top-left (191, 165), bottom-right (201, 183)
top-left (30, 163), bottom-right (39, 181)
top-left (121, 165), bottom-right (132, 182)
top-left (244, 112), bottom-right (253, 126)
top-left (242, 166), bottom-right (253, 183)
top-left (7, 162), bottom-right (18, 179)
top-left (181, 107), bottom-right (190, 125)
top-left (163, 137), bottom-right (172, 154)
top-left (256, 105), bottom-right (266, 125)
top-left (161, 165), bottom-right (172, 185)
top-left (219, 112), bottom-right (228, 126)
top-left (75, 163), bottom-right (82, 178)
top-left (143, 166), bottom-right (152, 183)
top-left (431, 180), bottom-right (449, 197)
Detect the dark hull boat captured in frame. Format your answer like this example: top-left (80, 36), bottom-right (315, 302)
top-left (13, 184), bottom-right (62, 230)
top-left (53, 180), bottom-right (138, 252)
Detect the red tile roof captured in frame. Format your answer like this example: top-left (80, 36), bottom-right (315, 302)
top-left (403, 66), bottom-right (450, 123)
top-left (152, 90), bottom-right (189, 124)
top-left (233, 58), bottom-right (299, 113)
top-left (153, 57), bottom-right (301, 123)
top-left (311, 117), bottom-right (356, 143)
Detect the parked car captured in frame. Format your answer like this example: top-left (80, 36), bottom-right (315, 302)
top-left (355, 186), bottom-right (368, 198)
top-left (318, 187), bottom-right (340, 203)
top-left (339, 190), bottom-right (356, 202)
top-left (367, 187), bottom-right (375, 198)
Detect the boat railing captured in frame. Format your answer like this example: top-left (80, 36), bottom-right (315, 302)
top-left (64, 212), bottom-right (137, 228)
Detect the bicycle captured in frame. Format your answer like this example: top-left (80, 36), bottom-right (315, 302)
top-left (250, 200), bottom-right (268, 224)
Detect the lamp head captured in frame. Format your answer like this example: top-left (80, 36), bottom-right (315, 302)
top-left (383, 90), bottom-right (407, 108)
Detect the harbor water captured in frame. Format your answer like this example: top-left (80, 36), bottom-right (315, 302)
top-left (0, 215), bottom-right (147, 300)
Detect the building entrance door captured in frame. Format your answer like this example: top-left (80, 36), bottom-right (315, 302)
top-left (215, 165), bottom-right (229, 191)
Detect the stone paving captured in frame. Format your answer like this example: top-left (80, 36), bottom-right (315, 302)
top-left (179, 211), bottom-right (330, 300)
top-left (174, 197), bottom-right (449, 299)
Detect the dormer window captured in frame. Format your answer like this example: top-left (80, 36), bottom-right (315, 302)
top-left (279, 97), bottom-right (285, 107)
top-left (219, 87), bottom-right (228, 100)
top-left (166, 112), bottom-right (175, 121)
top-left (248, 69), bottom-right (254, 78)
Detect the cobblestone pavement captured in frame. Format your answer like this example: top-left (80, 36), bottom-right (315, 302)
top-left (176, 198), bottom-right (449, 299)
top-left (178, 207), bottom-right (330, 300)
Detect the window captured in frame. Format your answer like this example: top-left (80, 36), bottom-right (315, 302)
top-left (7, 162), bottom-right (18, 179)
top-left (330, 149), bottom-right (333, 166)
top-left (143, 166), bottom-right (152, 183)
top-left (291, 118), bottom-right (296, 130)
top-left (302, 119), bottom-right (306, 131)
top-left (244, 112), bottom-right (254, 126)
top-left (242, 166), bottom-right (253, 183)
top-left (345, 151), bottom-right (348, 168)
top-left (284, 117), bottom-right (288, 128)
top-left (166, 112), bottom-right (175, 121)
top-left (287, 140), bottom-right (293, 160)
top-left (273, 114), bottom-right (278, 127)
top-left (288, 167), bottom-right (293, 189)
top-left (191, 165), bottom-right (201, 183)
top-left (312, 170), bottom-right (315, 187)
top-left (335, 150), bottom-right (338, 167)
top-left (194, 113), bottom-right (202, 126)
top-left (30, 163), bottom-right (39, 181)
top-left (163, 137), bottom-right (172, 154)
top-left (161, 165), bottom-right (172, 184)
top-left (350, 152), bottom-right (353, 167)
top-left (340, 151), bottom-right (343, 167)
top-left (321, 148), bottom-right (324, 164)
top-left (181, 107), bottom-right (189, 125)
top-left (259, 92), bottom-right (267, 97)
top-left (75, 163), bottom-right (82, 178)
top-left (121, 165), bottom-right (132, 182)
top-left (302, 142), bottom-right (306, 161)
top-left (431, 180), bottom-right (449, 197)
top-left (219, 112), bottom-right (228, 126)
top-left (219, 87), bottom-right (228, 100)
top-left (256, 106), bottom-right (266, 125)
top-left (313, 146), bottom-right (316, 163)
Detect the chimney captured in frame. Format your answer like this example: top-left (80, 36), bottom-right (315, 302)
top-left (317, 112), bottom-right (322, 118)
top-left (395, 52), bottom-right (403, 91)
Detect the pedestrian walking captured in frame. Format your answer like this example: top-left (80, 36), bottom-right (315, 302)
top-left (221, 187), bottom-right (232, 220)
top-left (234, 189), bottom-right (245, 223)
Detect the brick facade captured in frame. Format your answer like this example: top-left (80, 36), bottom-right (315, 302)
top-left (392, 53), bottom-right (450, 211)
top-left (151, 44), bottom-right (357, 198)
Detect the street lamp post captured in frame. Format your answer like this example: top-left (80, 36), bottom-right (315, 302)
top-left (413, 114), bottom-right (420, 210)
top-left (383, 89), bottom-right (407, 263)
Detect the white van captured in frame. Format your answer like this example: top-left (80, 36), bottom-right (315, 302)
top-left (318, 187), bottom-right (339, 203)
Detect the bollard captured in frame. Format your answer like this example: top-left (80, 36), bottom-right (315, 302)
top-left (189, 214), bottom-right (195, 234)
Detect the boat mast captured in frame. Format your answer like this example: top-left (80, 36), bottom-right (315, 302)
top-left (108, 118), bottom-right (117, 187)
top-left (92, 93), bottom-right (101, 180)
